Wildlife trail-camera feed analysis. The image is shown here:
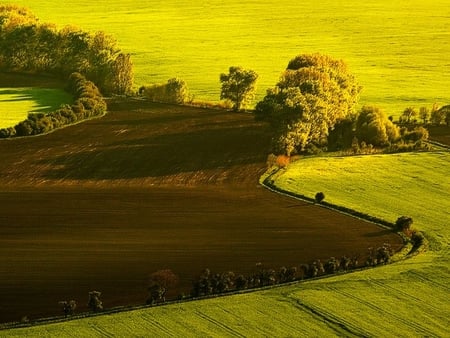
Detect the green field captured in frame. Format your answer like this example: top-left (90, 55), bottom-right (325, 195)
top-left (4, 150), bottom-right (449, 336)
top-left (273, 151), bottom-right (450, 250)
top-left (0, 87), bottom-right (72, 128)
top-left (5, 0), bottom-right (450, 115)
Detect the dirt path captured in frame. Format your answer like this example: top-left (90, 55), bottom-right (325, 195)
top-left (0, 101), bottom-right (403, 323)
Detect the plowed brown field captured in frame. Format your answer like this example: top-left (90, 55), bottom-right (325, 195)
top-left (0, 100), bottom-right (402, 323)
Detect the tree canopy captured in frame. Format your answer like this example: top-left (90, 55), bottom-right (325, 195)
top-left (255, 53), bottom-right (361, 155)
top-left (220, 66), bottom-right (258, 111)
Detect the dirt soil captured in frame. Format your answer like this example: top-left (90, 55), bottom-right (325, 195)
top-left (0, 100), bottom-right (403, 323)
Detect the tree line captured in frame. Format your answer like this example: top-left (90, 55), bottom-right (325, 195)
top-left (0, 5), bottom-right (133, 95)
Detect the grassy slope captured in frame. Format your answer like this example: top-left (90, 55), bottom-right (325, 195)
top-left (7, 0), bottom-right (450, 115)
top-left (4, 153), bottom-right (449, 336)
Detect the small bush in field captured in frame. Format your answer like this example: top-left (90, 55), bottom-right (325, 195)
top-left (315, 192), bottom-right (325, 203)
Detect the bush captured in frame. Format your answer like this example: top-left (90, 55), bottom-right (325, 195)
top-left (87, 291), bottom-right (103, 312)
top-left (141, 78), bottom-right (190, 104)
top-left (395, 216), bottom-right (413, 233)
top-left (59, 300), bottom-right (76, 317)
top-left (315, 192), bottom-right (325, 203)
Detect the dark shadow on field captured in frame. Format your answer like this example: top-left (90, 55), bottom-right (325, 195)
top-left (39, 125), bottom-right (270, 180)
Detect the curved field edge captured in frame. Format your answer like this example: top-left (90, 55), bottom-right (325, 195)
top-left (3, 153), bottom-right (448, 337)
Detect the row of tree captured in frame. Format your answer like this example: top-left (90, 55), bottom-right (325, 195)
top-left (0, 5), bottom-right (133, 95)
top-left (0, 72), bottom-right (106, 137)
top-left (217, 54), bottom-right (447, 155)
top-left (400, 105), bottom-right (450, 126)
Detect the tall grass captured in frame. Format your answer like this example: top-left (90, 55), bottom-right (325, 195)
top-left (7, 0), bottom-right (450, 115)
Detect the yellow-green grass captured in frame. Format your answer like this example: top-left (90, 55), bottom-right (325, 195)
top-left (3, 154), bottom-right (449, 336)
top-left (273, 151), bottom-right (450, 251)
top-left (6, 0), bottom-right (450, 116)
top-left (0, 87), bottom-right (72, 128)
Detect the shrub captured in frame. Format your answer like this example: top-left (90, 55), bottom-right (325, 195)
top-left (141, 78), bottom-right (190, 104)
top-left (87, 291), bottom-right (103, 312)
top-left (315, 192), bottom-right (325, 203)
top-left (147, 269), bottom-right (179, 304)
top-left (395, 216), bottom-right (413, 233)
top-left (59, 300), bottom-right (76, 317)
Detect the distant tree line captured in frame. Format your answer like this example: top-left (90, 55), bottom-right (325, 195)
top-left (0, 5), bottom-right (133, 95)
top-left (399, 104), bottom-right (450, 126)
top-left (0, 72), bottom-right (106, 137)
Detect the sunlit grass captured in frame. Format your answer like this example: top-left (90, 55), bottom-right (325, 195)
top-left (273, 151), bottom-right (450, 249)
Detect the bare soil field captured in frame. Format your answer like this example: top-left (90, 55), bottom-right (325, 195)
top-left (0, 100), bottom-right (402, 323)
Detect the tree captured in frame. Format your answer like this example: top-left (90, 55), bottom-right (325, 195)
top-left (419, 107), bottom-right (429, 124)
top-left (355, 106), bottom-right (400, 146)
top-left (165, 78), bottom-right (189, 104)
top-left (440, 105), bottom-right (450, 126)
top-left (430, 107), bottom-right (445, 125)
top-left (147, 269), bottom-right (178, 304)
top-left (255, 53), bottom-right (361, 155)
top-left (59, 300), bottom-right (76, 317)
top-left (220, 66), bottom-right (258, 111)
top-left (87, 291), bottom-right (103, 312)
top-left (395, 216), bottom-right (413, 232)
top-left (402, 107), bottom-right (417, 124)
top-left (108, 52), bottom-right (134, 95)
top-left (315, 192), bottom-right (325, 203)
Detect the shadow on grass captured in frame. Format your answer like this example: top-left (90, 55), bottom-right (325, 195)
top-left (0, 87), bottom-right (72, 113)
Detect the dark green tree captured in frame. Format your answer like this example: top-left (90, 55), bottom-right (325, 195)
top-left (220, 66), bottom-right (258, 111)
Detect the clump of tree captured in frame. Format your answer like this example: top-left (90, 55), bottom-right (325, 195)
top-left (147, 269), bottom-right (179, 305)
top-left (365, 244), bottom-right (393, 266)
top-left (0, 72), bottom-right (106, 137)
top-left (0, 5), bottom-right (133, 95)
top-left (87, 291), bottom-right (103, 312)
top-left (139, 78), bottom-right (190, 104)
top-left (355, 106), bottom-right (400, 147)
top-left (58, 300), bottom-right (77, 317)
top-left (219, 66), bottom-right (258, 111)
top-left (255, 53), bottom-right (361, 155)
